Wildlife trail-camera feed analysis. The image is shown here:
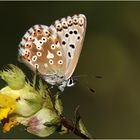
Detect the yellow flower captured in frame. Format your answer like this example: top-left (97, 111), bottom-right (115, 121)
top-left (0, 94), bottom-right (16, 121)
top-left (0, 94), bottom-right (17, 133)
top-left (2, 115), bottom-right (18, 133)
top-left (0, 64), bottom-right (42, 132)
top-left (0, 64), bottom-right (61, 137)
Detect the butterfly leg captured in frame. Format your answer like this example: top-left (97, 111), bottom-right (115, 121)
top-left (58, 81), bottom-right (67, 92)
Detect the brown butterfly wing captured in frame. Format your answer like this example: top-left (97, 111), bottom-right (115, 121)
top-left (18, 25), bottom-right (66, 77)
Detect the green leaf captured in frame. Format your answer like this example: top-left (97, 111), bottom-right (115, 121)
top-left (58, 125), bottom-right (68, 135)
top-left (44, 116), bottom-right (60, 127)
top-left (16, 98), bottom-right (42, 117)
top-left (54, 93), bottom-right (63, 115)
top-left (74, 105), bottom-right (80, 128)
top-left (0, 64), bottom-right (25, 90)
top-left (78, 118), bottom-right (93, 139)
top-left (38, 79), bottom-right (53, 109)
top-left (15, 85), bottom-right (43, 117)
top-left (35, 108), bottom-right (60, 124)
top-left (32, 70), bottom-right (37, 89)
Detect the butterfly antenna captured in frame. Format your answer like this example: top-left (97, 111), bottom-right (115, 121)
top-left (73, 74), bottom-right (102, 79)
top-left (73, 73), bottom-right (102, 93)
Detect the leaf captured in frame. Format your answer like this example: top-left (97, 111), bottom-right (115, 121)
top-left (32, 70), bottom-right (37, 89)
top-left (58, 125), bottom-right (68, 135)
top-left (0, 64), bottom-right (25, 90)
top-left (17, 108), bottom-right (60, 137)
top-left (54, 93), bottom-right (63, 115)
top-left (38, 79), bottom-right (53, 109)
top-left (78, 118), bottom-right (93, 139)
top-left (34, 108), bottom-right (60, 124)
top-left (44, 116), bottom-right (60, 127)
top-left (16, 98), bottom-right (42, 117)
top-left (74, 105), bottom-right (80, 128)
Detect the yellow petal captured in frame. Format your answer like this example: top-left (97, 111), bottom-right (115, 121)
top-left (0, 93), bottom-right (16, 107)
top-left (2, 116), bottom-right (18, 133)
top-left (0, 94), bottom-right (16, 121)
top-left (0, 108), bottom-right (10, 120)
top-left (0, 86), bottom-right (21, 100)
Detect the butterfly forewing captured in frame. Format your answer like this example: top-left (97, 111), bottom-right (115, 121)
top-left (18, 25), bottom-right (66, 77)
top-left (53, 14), bottom-right (87, 80)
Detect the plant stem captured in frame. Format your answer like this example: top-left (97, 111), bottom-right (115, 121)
top-left (60, 116), bottom-right (93, 139)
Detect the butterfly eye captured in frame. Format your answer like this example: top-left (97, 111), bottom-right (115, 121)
top-left (49, 59), bottom-right (54, 65)
top-left (56, 23), bottom-right (62, 31)
top-left (36, 51), bottom-right (42, 57)
top-left (57, 51), bottom-right (62, 56)
top-left (32, 55), bottom-right (37, 62)
top-left (73, 17), bottom-right (78, 24)
top-left (25, 43), bottom-right (31, 48)
top-left (62, 21), bottom-right (68, 28)
top-left (42, 37), bottom-right (47, 42)
top-left (58, 60), bottom-right (63, 65)
top-left (67, 78), bottom-right (76, 87)
top-left (51, 44), bottom-right (56, 50)
top-left (67, 18), bottom-right (73, 26)
top-left (78, 17), bottom-right (84, 26)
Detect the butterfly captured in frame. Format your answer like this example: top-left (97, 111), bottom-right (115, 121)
top-left (18, 14), bottom-right (87, 92)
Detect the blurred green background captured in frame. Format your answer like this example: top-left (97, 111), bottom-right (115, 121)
top-left (0, 1), bottom-right (140, 139)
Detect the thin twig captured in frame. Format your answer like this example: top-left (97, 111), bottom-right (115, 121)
top-left (60, 116), bottom-right (93, 139)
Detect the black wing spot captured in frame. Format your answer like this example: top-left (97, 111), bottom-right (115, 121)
top-left (69, 44), bottom-right (75, 49)
top-left (69, 30), bottom-right (73, 34)
top-left (62, 41), bottom-right (66, 45)
top-left (68, 52), bottom-right (71, 58)
top-left (65, 33), bottom-right (69, 37)
top-left (77, 36), bottom-right (80, 40)
top-left (74, 30), bottom-right (78, 34)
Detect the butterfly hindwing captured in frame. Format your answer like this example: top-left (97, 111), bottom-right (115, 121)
top-left (18, 24), bottom-right (66, 77)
